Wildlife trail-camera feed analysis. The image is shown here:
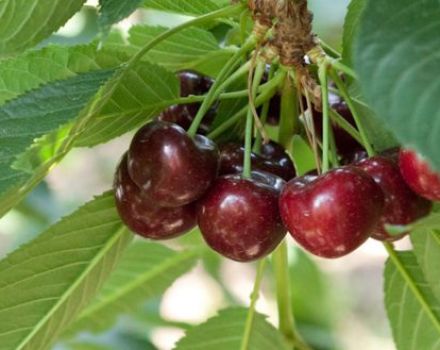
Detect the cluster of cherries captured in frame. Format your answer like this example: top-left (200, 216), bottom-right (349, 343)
top-left (114, 70), bottom-right (440, 261)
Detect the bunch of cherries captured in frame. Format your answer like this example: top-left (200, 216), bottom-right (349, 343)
top-left (114, 70), bottom-right (440, 261)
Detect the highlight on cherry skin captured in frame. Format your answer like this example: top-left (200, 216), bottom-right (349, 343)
top-left (399, 148), bottom-right (440, 201)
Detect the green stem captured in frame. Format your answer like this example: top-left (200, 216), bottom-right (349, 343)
top-left (188, 36), bottom-right (256, 137)
top-left (126, 4), bottom-right (244, 71)
top-left (272, 242), bottom-right (312, 350)
top-left (329, 59), bottom-right (358, 80)
top-left (278, 70), bottom-right (298, 148)
top-left (240, 259), bottom-right (267, 350)
top-left (318, 63), bottom-right (330, 173)
top-left (328, 109), bottom-right (363, 145)
top-left (243, 60), bottom-right (265, 178)
top-left (208, 70), bottom-right (286, 140)
top-left (319, 40), bottom-right (341, 58)
top-left (330, 70), bottom-right (375, 157)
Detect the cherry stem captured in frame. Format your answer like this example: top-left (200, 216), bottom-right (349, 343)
top-left (330, 70), bottom-right (376, 157)
top-left (318, 63), bottom-right (331, 173)
top-left (208, 69), bottom-right (286, 140)
top-left (272, 242), bottom-right (312, 350)
top-left (278, 69), bottom-right (299, 149)
top-left (188, 36), bottom-right (256, 137)
top-left (253, 65), bottom-right (276, 154)
top-left (240, 259), bottom-right (267, 350)
top-left (243, 60), bottom-right (266, 178)
top-left (328, 109), bottom-right (363, 145)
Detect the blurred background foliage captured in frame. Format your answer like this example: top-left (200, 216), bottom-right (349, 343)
top-left (0, 1), bottom-right (396, 349)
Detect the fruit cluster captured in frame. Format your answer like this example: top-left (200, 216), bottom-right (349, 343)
top-left (114, 70), bottom-right (440, 262)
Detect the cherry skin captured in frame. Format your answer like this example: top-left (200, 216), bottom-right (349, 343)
top-left (399, 149), bottom-right (440, 201)
top-left (114, 154), bottom-right (196, 239)
top-left (279, 167), bottom-right (384, 258)
top-left (128, 121), bottom-right (219, 207)
top-left (197, 171), bottom-right (287, 262)
top-left (219, 141), bottom-right (295, 181)
top-left (177, 70), bottom-right (213, 97)
top-left (357, 156), bottom-right (432, 241)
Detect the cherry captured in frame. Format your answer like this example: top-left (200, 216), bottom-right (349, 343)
top-left (219, 141), bottom-right (295, 181)
top-left (159, 70), bottom-right (216, 134)
top-left (197, 171), bottom-right (286, 262)
top-left (279, 167), bottom-right (384, 258)
top-left (357, 156), bottom-right (432, 241)
top-left (114, 154), bottom-right (196, 239)
top-left (128, 121), bottom-right (219, 207)
top-left (399, 149), bottom-right (440, 201)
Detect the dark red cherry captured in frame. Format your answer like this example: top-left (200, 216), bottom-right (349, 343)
top-left (341, 149), bottom-right (368, 165)
top-left (279, 167), bottom-right (384, 258)
top-left (159, 104), bottom-right (215, 135)
top-left (399, 149), bottom-right (440, 201)
top-left (219, 141), bottom-right (295, 181)
top-left (197, 171), bottom-right (287, 262)
top-left (357, 156), bottom-right (432, 241)
top-left (114, 155), bottom-right (196, 239)
top-left (128, 121), bottom-right (219, 207)
top-left (178, 70), bottom-right (213, 97)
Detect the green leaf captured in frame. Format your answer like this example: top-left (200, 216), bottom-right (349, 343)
top-left (384, 251), bottom-right (440, 350)
top-left (0, 0), bottom-right (86, 57)
top-left (143, 0), bottom-right (220, 16)
top-left (0, 70), bottom-right (114, 211)
top-left (66, 242), bottom-right (199, 335)
top-left (105, 25), bottom-right (234, 77)
top-left (0, 192), bottom-right (133, 350)
top-left (354, 0), bottom-right (440, 170)
top-left (0, 44), bottom-right (128, 105)
top-left (75, 61), bottom-right (179, 147)
top-left (411, 227), bottom-right (440, 302)
top-left (174, 308), bottom-right (288, 350)
top-left (341, 0), bottom-right (365, 66)
top-left (99, 0), bottom-right (143, 33)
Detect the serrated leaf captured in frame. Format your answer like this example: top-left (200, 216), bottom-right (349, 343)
top-left (66, 242), bottom-right (199, 335)
top-left (341, 0), bottom-right (365, 66)
top-left (99, 0), bottom-right (143, 34)
top-left (0, 192), bottom-right (133, 350)
top-left (75, 61), bottom-right (179, 147)
top-left (384, 251), bottom-right (440, 350)
top-left (143, 0), bottom-right (220, 16)
top-left (0, 0), bottom-right (86, 57)
top-left (0, 44), bottom-right (128, 105)
top-left (354, 0), bottom-right (440, 170)
top-left (411, 227), bottom-right (440, 302)
top-left (174, 308), bottom-right (288, 350)
top-left (0, 70), bottom-right (114, 208)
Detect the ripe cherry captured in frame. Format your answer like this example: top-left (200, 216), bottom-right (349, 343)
top-left (219, 141), bottom-right (295, 181)
top-left (279, 167), bottom-right (384, 258)
top-left (197, 171), bottom-right (287, 262)
top-left (357, 156), bottom-right (432, 241)
top-left (114, 154), bottom-right (196, 239)
top-left (399, 149), bottom-right (440, 201)
top-left (178, 70), bottom-right (213, 97)
top-left (128, 121), bottom-right (219, 207)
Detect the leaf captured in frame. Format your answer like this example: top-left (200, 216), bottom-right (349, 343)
top-left (66, 242), bottom-right (199, 335)
top-left (0, 44), bottom-right (128, 105)
top-left (142, 0), bottom-right (220, 16)
top-left (354, 0), bottom-right (440, 170)
top-left (341, 0), bottom-right (365, 66)
top-left (105, 25), bottom-right (234, 77)
top-left (98, 0), bottom-right (143, 34)
top-left (0, 70), bottom-right (114, 206)
top-left (0, 192), bottom-right (133, 350)
top-left (411, 227), bottom-right (440, 302)
top-left (174, 308), bottom-right (288, 350)
top-left (75, 61), bottom-right (179, 147)
top-left (0, 0), bottom-right (86, 57)
top-left (384, 251), bottom-right (440, 350)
